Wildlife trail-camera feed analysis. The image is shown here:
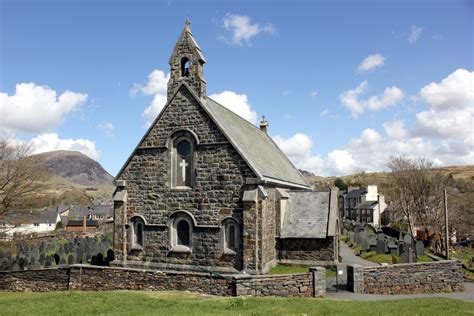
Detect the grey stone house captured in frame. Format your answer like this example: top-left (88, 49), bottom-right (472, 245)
top-left (112, 22), bottom-right (340, 274)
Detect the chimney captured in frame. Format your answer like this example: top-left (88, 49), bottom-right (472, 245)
top-left (83, 216), bottom-right (87, 232)
top-left (259, 115), bottom-right (269, 133)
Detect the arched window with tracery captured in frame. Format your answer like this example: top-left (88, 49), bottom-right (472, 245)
top-left (170, 133), bottom-right (195, 188)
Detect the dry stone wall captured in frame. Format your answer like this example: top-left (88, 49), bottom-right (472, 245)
top-left (277, 238), bottom-right (336, 263)
top-left (0, 265), bottom-right (325, 297)
top-left (348, 260), bottom-right (464, 294)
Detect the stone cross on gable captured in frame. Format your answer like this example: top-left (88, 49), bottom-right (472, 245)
top-left (179, 159), bottom-right (188, 182)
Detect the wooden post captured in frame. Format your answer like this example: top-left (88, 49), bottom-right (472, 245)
top-left (444, 189), bottom-right (449, 260)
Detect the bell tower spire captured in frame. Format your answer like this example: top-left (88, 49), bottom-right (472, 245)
top-left (167, 20), bottom-right (206, 100)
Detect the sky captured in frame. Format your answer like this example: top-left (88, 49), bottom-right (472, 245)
top-left (0, 0), bottom-right (473, 176)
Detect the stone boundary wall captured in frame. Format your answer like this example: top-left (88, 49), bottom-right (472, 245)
top-left (348, 260), bottom-right (463, 294)
top-left (0, 265), bottom-right (326, 297)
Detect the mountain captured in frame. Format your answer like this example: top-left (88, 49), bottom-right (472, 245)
top-left (13, 150), bottom-right (115, 210)
top-left (34, 150), bottom-right (114, 186)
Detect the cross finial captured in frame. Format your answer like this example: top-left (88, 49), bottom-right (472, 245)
top-left (185, 19), bottom-right (191, 28)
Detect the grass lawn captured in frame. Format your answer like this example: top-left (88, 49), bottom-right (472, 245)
top-left (0, 291), bottom-right (472, 316)
top-left (269, 264), bottom-right (309, 275)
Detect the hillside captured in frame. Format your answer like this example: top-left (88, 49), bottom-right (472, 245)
top-left (304, 165), bottom-right (474, 196)
top-left (16, 151), bottom-right (115, 209)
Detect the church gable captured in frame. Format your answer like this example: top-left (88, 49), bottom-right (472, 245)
top-left (139, 84), bottom-right (227, 149)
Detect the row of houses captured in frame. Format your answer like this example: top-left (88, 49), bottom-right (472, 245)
top-left (338, 185), bottom-right (388, 227)
top-left (0, 204), bottom-right (113, 237)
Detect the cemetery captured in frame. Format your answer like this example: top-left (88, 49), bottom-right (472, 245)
top-left (0, 232), bottom-right (114, 271)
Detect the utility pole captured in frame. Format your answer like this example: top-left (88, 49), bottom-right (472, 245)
top-left (444, 189), bottom-right (449, 260)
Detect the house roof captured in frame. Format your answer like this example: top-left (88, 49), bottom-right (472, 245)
top-left (68, 205), bottom-right (113, 219)
top-left (281, 190), bottom-right (330, 238)
top-left (203, 96), bottom-right (310, 188)
top-left (347, 188), bottom-right (367, 198)
top-left (356, 201), bottom-right (378, 209)
top-left (66, 220), bottom-right (99, 227)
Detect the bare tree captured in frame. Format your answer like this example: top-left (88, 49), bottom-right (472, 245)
top-left (387, 156), bottom-right (446, 237)
top-left (0, 139), bottom-right (50, 213)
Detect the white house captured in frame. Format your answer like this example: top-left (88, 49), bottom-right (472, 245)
top-left (5, 209), bottom-right (61, 236)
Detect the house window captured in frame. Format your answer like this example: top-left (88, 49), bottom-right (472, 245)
top-left (223, 220), bottom-right (240, 254)
top-left (170, 215), bottom-right (193, 252)
top-left (171, 136), bottom-right (194, 188)
top-left (132, 219), bottom-right (144, 249)
top-left (34, 223), bottom-right (39, 227)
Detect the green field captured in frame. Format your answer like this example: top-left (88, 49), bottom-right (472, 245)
top-left (0, 291), bottom-right (472, 316)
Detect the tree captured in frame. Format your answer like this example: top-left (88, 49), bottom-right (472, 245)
top-left (387, 156), bottom-right (446, 238)
top-left (0, 139), bottom-right (50, 213)
top-left (334, 178), bottom-right (348, 191)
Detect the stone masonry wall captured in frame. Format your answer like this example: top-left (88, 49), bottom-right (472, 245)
top-left (0, 265), bottom-right (326, 297)
top-left (277, 238), bottom-right (336, 263)
top-left (348, 260), bottom-right (464, 294)
top-left (115, 86), bottom-right (255, 271)
top-left (260, 187), bottom-right (277, 272)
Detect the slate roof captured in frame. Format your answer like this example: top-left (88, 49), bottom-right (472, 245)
top-left (281, 190), bottom-right (330, 238)
top-left (66, 220), bottom-right (99, 227)
top-left (356, 201), bottom-right (378, 209)
top-left (346, 188), bottom-right (367, 198)
top-left (203, 97), bottom-right (310, 188)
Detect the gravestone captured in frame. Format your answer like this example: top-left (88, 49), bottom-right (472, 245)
top-left (415, 240), bottom-right (424, 257)
top-left (360, 238), bottom-right (370, 254)
top-left (403, 234), bottom-right (413, 246)
top-left (401, 247), bottom-right (415, 263)
top-left (355, 233), bottom-right (362, 245)
top-left (376, 240), bottom-right (386, 254)
top-left (369, 236), bottom-right (377, 252)
top-left (388, 242), bottom-right (398, 255)
top-left (348, 232), bottom-right (355, 243)
top-left (67, 254), bottom-right (75, 265)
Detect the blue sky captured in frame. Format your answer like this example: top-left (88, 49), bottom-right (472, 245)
top-left (1, 0), bottom-right (473, 176)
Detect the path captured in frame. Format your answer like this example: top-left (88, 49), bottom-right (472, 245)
top-left (339, 242), bottom-right (376, 266)
top-left (327, 282), bottom-right (474, 301)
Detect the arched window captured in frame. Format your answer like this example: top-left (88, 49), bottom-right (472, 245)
top-left (131, 217), bottom-right (145, 249)
top-left (181, 57), bottom-right (190, 77)
top-left (177, 219), bottom-right (190, 246)
top-left (172, 136), bottom-right (194, 188)
top-left (170, 214), bottom-right (194, 252)
top-left (223, 220), bottom-right (240, 254)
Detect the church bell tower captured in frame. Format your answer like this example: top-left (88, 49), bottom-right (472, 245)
top-left (167, 20), bottom-right (206, 100)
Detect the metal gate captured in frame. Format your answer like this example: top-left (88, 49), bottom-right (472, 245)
top-left (325, 264), bottom-right (346, 293)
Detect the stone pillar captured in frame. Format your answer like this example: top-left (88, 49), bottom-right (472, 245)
top-left (113, 181), bottom-right (128, 262)
top-left (310, 267), bottom-right (326, 297)
top-left (347, 264), bottom-right (364, 293)
top-left (242, 200), bottom-right (258, 273)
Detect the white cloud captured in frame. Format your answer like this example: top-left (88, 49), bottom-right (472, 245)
top-left (130, 69), bottom-right (169, 96)
top-left (29, 133), bottom-right (100, 160)
top-left (0, 83), bottom-right (87, 134)
top-left (339, 81), bottom-right (404, 116)
top-left (383, 120), bottom-right (408, 140)
top-left (358, 54), bottom-right (385, 72)
top-left (413, 68), bottom-right (474, 155)
top-left (418, 68), bottom-right (473, 111)
top-left (310, 91), bottom-right (318, 97)
top-left (408, 25), bottom-right (423, 44)
top-left (98, 121), bottom-right (114, 137)
top-left (209, 91), bottom-right (258, 124)
top-left (279, 69), bottom-right (474, 175)
top-left (320, 109), bottom-right (329, 117)
top-left (273, 133), bottom-right (325, 174)
top-left (219, 13), bottom-right (275, 45)
top-left (131, 69), bottom-right (170, 126)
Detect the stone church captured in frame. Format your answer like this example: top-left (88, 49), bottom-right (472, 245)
top-left (113, 21), bottom-right (340, 274)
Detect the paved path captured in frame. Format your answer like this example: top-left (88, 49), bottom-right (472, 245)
top-left (327, 282), bottom-right (474, 301)
top-left (339, 242), bottom-right (375, 266)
